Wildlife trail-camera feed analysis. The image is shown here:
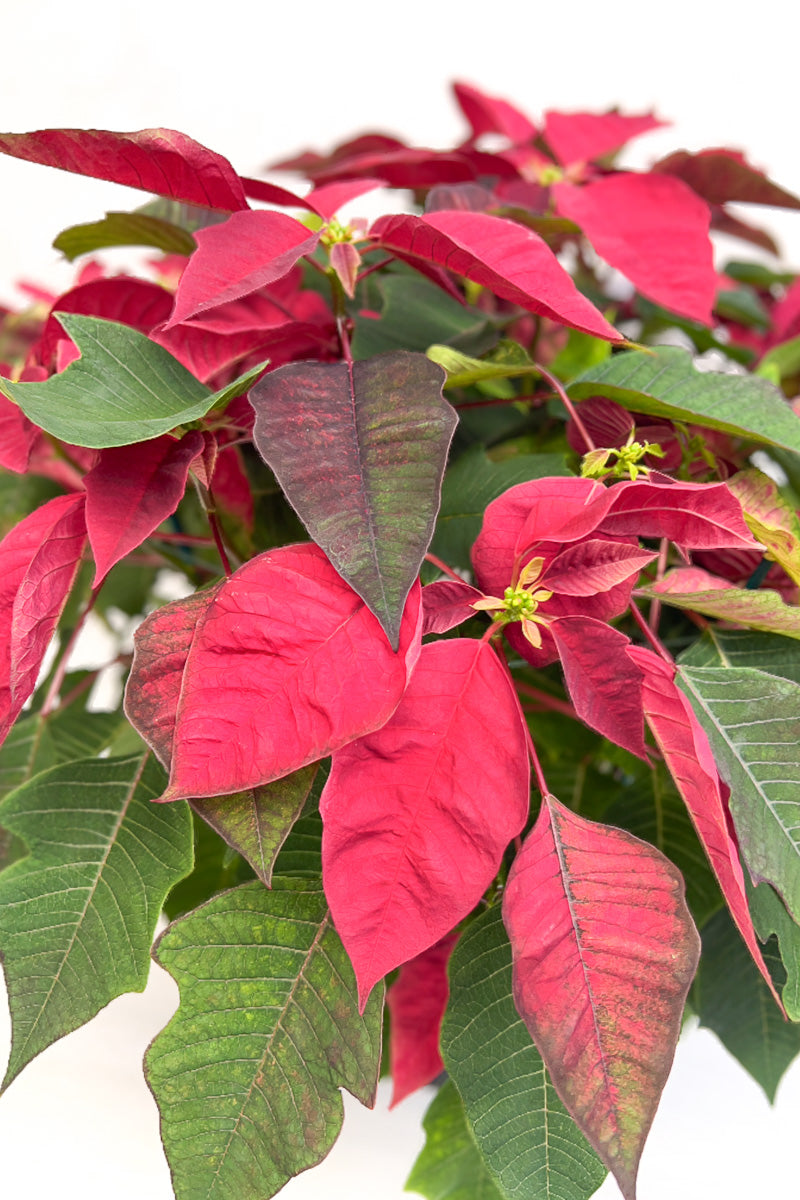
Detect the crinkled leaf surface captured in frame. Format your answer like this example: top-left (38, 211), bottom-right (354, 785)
top-left (568, 345), bottom-right (800, 453)
top-left (387, 933), bottom-right (457, 1106)
top-left (84, 431), bottom-right (205, 584)
top-left (53, 210), bottom-right (197, 261)
top-left (164, 210), bottom-right (320, 328)
top-left (0, 314), bottom-right (265, 448)
top-left (644, 572), bottom-right (800, 640)
top-left (693, 908), bottom-right (800, 1101)
top-left (503, 795), bottom-right (700, 1200)
top-left (678, 665), bottom-right (800, 927)
top-left (601, 478), bottom-right (759, 550)
top-left (405, 1080), bottom-right (505, 1200)
top-left (372, 211), bottom-right (623, 342)
top-left (631, 646), bottom-right (779, 1003)
top-left (554, 174), bottom-right (715, 323)
top-left (440, 905), bottom-right (606, 1200)
top-left (250, 352), bottom-right (455, 647)
top-left (322, 638), bottom-right (529, 1009)
top-left (0, 126), bottom-right (248, 210)
top-left (0, 752), bottom-right (192, 1089)
top-left (189, 763), bottom-right (317, 886)
top-left (158, 544), bottom-right (422, 800)
top-left (146, 878), bottom-right (382, 1200)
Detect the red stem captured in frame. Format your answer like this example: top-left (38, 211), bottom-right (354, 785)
top-left (516, 680), bottom-right (578, 720)
top-left (629, 601), bottom-right (674, 664)
top-left (424, 552), bottom-right (465, 583)
top-left (648, 537), bottom-right (670, 632)
top-left (493, 641), bottom-right (550, 796)
top-left (535, 361), bottom-right (597, 452)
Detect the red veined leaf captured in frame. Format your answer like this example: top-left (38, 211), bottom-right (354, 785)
top-left (124, 586), bottom-right (220, 768)
top-left (421, 579), bottom-right (485, 635)
top-left (452, 80), bottom-right (537, 144)
top-left (553, 174), bottom-right (715, 324)
top-left (0, 127), bottom-right (248, 211)
top-left (163, 210), bottom-right (320, 329)
top-left (160, 543), bottom-right (423, 802)
top-left (0, 494), bottom-right (87, 745)
top-left (0, 395), bottom-right (38, 473)
top-left (250, 352), bottom-right (456, 649)
top-left (84, 431), bottom-right (205, 585)
top-left (542, 539), bottom-right (657, 596)
top-left (600, 478), bottom-right (761, 550)
top-left (652, 148), bottom-right (800, 210)
top-left (549, 617), bottom-right (649, 760)
top-left (239, 176), bottom-right (314, 210)
top-left (387, 933), bottom-right (459, 1107)
top-left (36, 278), bottom-right (174, 369)
top-left (372, 210), bottom-right (623, 342)
top-left (629, 645), bottom-right (782, 1007)
top-left (321, 638), bottom-right (529, 1009)
top-left (503, 794), bottom-right (700, 1200)
top-left (542, 109), bottom-right (664, 166)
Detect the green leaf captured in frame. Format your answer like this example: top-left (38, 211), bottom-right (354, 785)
top-left (0, 314), bottom-right (266, 449)
top-left (0, 717), bottom-right (58, 871)
top-left (46, 706), bottom-right (126, 763)
top-left (679, 628), bottom-right (800, 685)
top-left (429, 447), bottom-right (569, 571)
top-left (678, 665), bottom-right (800, 926)
top-left (147, 878), bottom-right (382, 1200)
top-left (406, 1081), bottom-right (504, 1200)
top-left (642, 578), bottom-right (800, 640)
top-left (427, 340), bottom-right (535, 389)
top-left (748, 881), bottom-right (800, 1021)
top-left (53, 211), bottom-right (196, 261)
top-left (0, 752), bottom-right (193, 1089)
top-left (163, 810), bottom-right (254, 921)
top-left (440, 907), bottom-right (606, 1200)
top-left (569, 345), bottom-right (800, 453)
top-left (728, 468), bottom-right (800, 587)
top-left (351, 272), bottom-right (493, 361)
top-left (693, 907), bottom-right (800, 1100)
top-left (189, 763), bottom-right (317, 885)
top-left (0, 472), bottom-right (61, 540)
top-left (548, 328), bottom-right (612, 382)
top-left (756, 335), bottom-right (800, 385)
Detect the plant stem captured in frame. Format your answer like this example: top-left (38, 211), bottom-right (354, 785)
top-left (629, 600), bottom-right (674, 664)
top-left (534, 361), bottom-right (597, 452)
top-left (424, 552), bottom-right (465, 583)
top-left (648, 537), bottom-right (670, 631)
top-left (516, 680), bottom-right (577, 719)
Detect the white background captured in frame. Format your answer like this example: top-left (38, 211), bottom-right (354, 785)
top-left (1, 1), bottom-right (799, 1196)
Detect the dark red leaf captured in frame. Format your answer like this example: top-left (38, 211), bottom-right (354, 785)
top-left (652, 148), bottom-right (800, 210)
top-left (600, 478), bottom-right (760, 550)
top-left (270, 132), bottom-right (407, 177)
top-left (372, 211), bottom-right (623, 341)
top-left (163, 211), bottom-right (320, 329)
top-left (84, 431), bottom-right (205, 585)
top-left (239, 176), bottom-right (314, 210)
top-left (452, 81), bottom-right (537, 144)
top-left (0, 127), bottom-right (248, 211)
top-left (554, 174), bottom-right (715, 324)
top-left (629, 645), bottom-right (782, 1007)
top-left (321, 638), bottom-right (529, 1008)
top-left (36, 278), bottom-right (174, 369)
top-left (0, 395), bottom-right (38, 473)
top-left (421, 579), bottom-right (485, 635)
top-left (209, 442), bottom-right (254, 532)
top-left (710, 206), bottom-right (780, 255)
top-left (250, 353), bottom-right (456, 649)
top-left (0, 494), bottom-right (87, 745)
top-left (542, 110), bottom-right (664, 166)
top-left (387, 933), bottom-right (459, 1107)
top-left (542, 539), bottom-right (657, 596)
top-left (156, 544), bottom-right (422, 801)
top-left (550, 617), bottom-right (649, 759)
top-left (503, 794), bottom-right (700, 1200)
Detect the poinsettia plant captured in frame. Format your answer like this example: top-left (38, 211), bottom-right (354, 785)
top-left (2, 80), bottom-right (800, 1200)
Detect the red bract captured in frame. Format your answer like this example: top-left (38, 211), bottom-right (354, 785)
top-left (321, 638), bottom-right (529, 1009)
top-left (387, 933), bottom-right (458, 1107)
top-left (34, 278), bottom-right (174, 371)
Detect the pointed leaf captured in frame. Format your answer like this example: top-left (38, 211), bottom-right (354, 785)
top-left (84, 431), bottom-right (205, 584)
top-left (554, 174), bottom-right (715, 323)
top-left (569, 345), bottom-right (800, 454)
top-left (630, 645), bottom-right (780, 1004)
top-left (163, 210), bottom-right (319, 329)
top-left (387, 933), bottom-right (458, 1106)
top-left (543, 110), bottom-right (664, 166)
top-left (146, 878), bottom-right (382, 1200)
top-left (694, 908), bottom-right (800, 1100)
top-left (601, 478), bottom-right (759, 550)
top-left (0, 752), bottom-right (192, 1088)
top-left (503, 795), bottom-right (700, 1200)
top-left (0, 493), bottom-right (87, 745)
top-left (652, 148), bottom-right (800, 210)
top-left (440, 905), bottom-right (606, 1200)
top-left (37, 276), bottom-right (174, 368)
top-left (405, 1081), bottom-right (505, 1200)
top-left (749, 881), bottom-right (800, 1021)
top-left (542, 539), bottom-right (657, 595)
top-left (426, 340), bottom-right (535, 389)
top-left (0, 127), bottom-right (248, 211)
top-left (678, 665), bottom-right (800, 927)
top-left (550, 617), bottom-right (649, 759)
top-left (250, 352), bottom-right (455, 648)
top-left (157, 543), bottom-right (422, 801)
top-left (0, 314), bottom-right (266, 449)
top-left (453, 81), bottom-right (537, 143)
top-left (727, 468), bottom-right (800, 586)
top-left (421, 580), bottom-right (485, 635)
top-left (372, 211), bottom-right (623, 342)
top-left (644, 571), bottom-right (800, 640)
top-left (53, 210), bottom-right (197, 261)
top-left (189, 762), bottom-right (317, 886)
top-left (321, 638), bottom-right (529, 1008)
